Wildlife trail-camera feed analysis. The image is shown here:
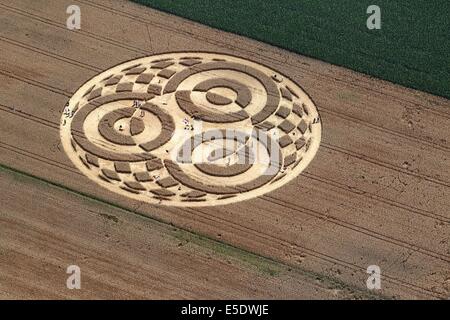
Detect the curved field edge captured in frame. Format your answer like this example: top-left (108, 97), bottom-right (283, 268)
top-left (131, 0), bottom-right (450, 99)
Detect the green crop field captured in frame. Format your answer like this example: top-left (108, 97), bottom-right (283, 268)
top-left (132, 0), bottom-right (449, 99)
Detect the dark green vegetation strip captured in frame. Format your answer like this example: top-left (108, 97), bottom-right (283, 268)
top-left (132, 0), bottom-right (450, 99)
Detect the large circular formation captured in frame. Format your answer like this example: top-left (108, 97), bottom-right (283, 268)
top-left (60, 52), bottom-right (321, 206)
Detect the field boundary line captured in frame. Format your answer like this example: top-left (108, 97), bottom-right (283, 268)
top-left (0, 162), bottom-right (387, 300)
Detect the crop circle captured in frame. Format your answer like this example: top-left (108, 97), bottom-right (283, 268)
top-left (60, 52), bottom-right (321, 206)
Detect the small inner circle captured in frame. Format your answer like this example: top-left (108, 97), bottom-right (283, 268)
top-left (114, 118), bottom-right (132, 135)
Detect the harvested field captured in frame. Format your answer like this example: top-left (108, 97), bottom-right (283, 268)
top-left (1, 165), bottom-right (369, 299)
top-left (0, 0), bottom-right (449, 300)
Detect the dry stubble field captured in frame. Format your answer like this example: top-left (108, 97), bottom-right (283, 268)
top-left (0, 0), bottom-right (449, 299)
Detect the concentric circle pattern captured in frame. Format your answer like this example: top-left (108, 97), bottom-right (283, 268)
top-left (60, 53), bottom-right (322, 206)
